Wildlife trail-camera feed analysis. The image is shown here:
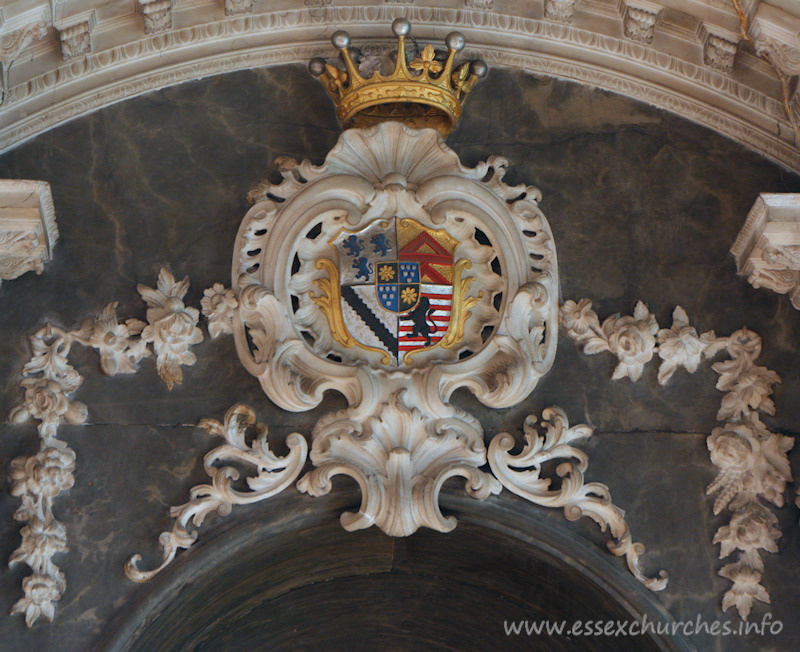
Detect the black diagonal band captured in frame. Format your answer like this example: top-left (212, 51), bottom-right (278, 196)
top-left (341, 285), bottom-right (397, 355)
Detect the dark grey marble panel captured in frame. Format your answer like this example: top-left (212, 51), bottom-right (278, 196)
top-left (0, 64), bottom-right (798, 652)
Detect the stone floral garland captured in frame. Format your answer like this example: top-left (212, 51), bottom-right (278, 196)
top-left (7, 268), bottom-right (203, 627)
top-left (561, 300), bottom-right (794, 621)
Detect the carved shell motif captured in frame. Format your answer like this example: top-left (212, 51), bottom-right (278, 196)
top-left (233, 121), bottom-right (558, 411)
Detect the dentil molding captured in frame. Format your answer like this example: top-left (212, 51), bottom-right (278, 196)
top-left (0, 1), bottom-right (798, 172)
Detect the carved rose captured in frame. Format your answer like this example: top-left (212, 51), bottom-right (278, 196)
top-left (201, 283), bottom-right (238, 338)
top-left (10, 445), bottom-right (76, 500)
top-left (11, 378), bottom-right (87, 426)
top-left (714, 505), bottom-right (780, 558)
top-left (11, 574), bottom-right (60, 626)
top-left (10, 519), bottom-right (69, 573)
top-left (603, 302), bottom-right (658, 381)
top-left (708, 426), bottom-right (757, 475)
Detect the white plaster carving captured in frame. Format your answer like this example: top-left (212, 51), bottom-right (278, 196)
top-left (136, 0), bottom-right (173, 35)
top-left (133, 121), bottom-right (667, 591)
top-left (298, 387), bottom-right (502, 537)
top-left (465, 0), bottom-right (493, 10)
top-left (8, 268), bottom-right (204, 625)
top-left (126, 404), bottom-right (308, 581)
top-left (224, 0), bottom-right (253, 16)
top-left (0, 179), bottom-right (58, 285)
top-left (488, 407), bottom-right (668, 591)
top-left (8, 325), bottom-right (84, 627)
top-left (560, 299), bottom-right (659, 381)
top-left (9, 440), bottom-right (75, 627)
top-left (0, 18), bottom-right (48, 61)
top-left (73, 303), bottom-right (150, 376)
top-left (704, 33), bottom-right (738, 74)
top-left (656, 306), bottom-right (726, 385)
top-left (0, 3), bottom-right (799, 173)
top-left (563, 300), bottom-right (792, 620)
top-left (622, 4), bottom-right (660, 44)
top-left (544, 0), bottom-right (575, 23)
top-left (201, 283), bottom-right (238, 338)
top-left (138, 268), bottom-right (204, 389)
top-left (55, 21), bottom-right (91, 62)
top-left (731, 193), bottom-right (800, 310)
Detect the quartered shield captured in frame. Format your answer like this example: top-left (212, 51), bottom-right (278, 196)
top-left (330, 218), bottom-right (458, 364)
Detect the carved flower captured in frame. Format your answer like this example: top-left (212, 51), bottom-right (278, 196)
top-left (10, 445), bottom-right (76, 500)
top-left (708, 424), bottom-right (758, 475)
top-left (11, 574), bottom-right (60, 626)
top-left (560, 298), bottom-right (597, 336)
top-left (10, 519), bottom-right (68, 574)
top-left (11, 378), bottom-right (87, 426)
top-left (139, 269), bottom-right (204, 389)
top-left (718, 562), bottom-right (770, 621)
top-left (602, 301), bottom-right (658, 381)
top-left (714, 504), bottom-right (780, 558)
top-left (716, 365), bottom-right (781, 421)
top-left (201, 283), bottom-right (238, 339)
top-left (88, 303), bottom-right (149, 375)
top-left (656, 306), bottom-right (721, 384)
top-left (409, 44), bottom-right (443, 75)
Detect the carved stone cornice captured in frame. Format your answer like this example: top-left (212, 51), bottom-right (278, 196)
top-left (0, 179), bottom-right (58, 285)
top-left (0, 2), bottom-right (798, 172)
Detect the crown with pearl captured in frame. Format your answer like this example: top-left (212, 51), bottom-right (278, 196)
top-left (309, 18), bottom-right (487, 137)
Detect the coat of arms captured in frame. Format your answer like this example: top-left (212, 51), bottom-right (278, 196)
top-left (324, 217), bottom-right (472, 365)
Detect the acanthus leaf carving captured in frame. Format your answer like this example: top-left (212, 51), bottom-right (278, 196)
top-left (488, 407), bottom-right (668, 591)
top-left (297, 388), bottom-right (501, 537)
top-left (125, 404), bottom-right (308, 581)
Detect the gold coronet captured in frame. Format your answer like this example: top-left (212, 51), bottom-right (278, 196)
top-left (309, 18), bottom-right (487, 137)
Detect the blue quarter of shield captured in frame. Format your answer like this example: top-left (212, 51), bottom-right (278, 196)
top-left (399, 262), bottom-right (419, 283)
top-left (377, 284), bottom-right (399, 311)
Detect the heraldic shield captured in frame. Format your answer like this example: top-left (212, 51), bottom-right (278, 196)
top-left (329, 217), bottom-right (459, 365)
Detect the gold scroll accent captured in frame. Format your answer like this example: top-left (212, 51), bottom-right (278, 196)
top-left (310, 258), bottom-right (392, 365)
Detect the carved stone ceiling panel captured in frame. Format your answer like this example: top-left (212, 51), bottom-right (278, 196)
top-left (0, 0), bottom-right (798, 171)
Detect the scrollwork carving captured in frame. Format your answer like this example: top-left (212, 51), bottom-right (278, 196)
top-left (126, 404), bottom-right (308, 581)
top-left (488, 407), bottom-right (668, 591)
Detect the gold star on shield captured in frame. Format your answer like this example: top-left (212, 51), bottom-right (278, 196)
top-left (400, 287), bottom-right (417, 305)
top-left (378, 265), bottom-right (395, 282)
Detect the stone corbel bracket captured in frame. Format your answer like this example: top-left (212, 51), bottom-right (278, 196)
top-left (731, 193), bottom-right (800, 310)
top-left (562, 300), bottom-right (793, 620)
top-left (0, 179), bottom-right (58, 286)
top-left (7, 268), bottom-right (203, 627)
